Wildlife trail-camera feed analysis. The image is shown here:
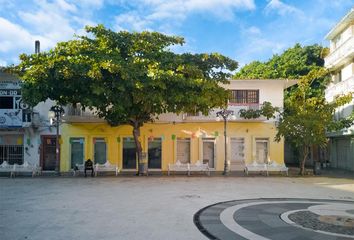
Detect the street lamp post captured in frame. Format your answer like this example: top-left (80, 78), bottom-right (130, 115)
top-left (50, 105), bottom-right (64, 175)
top-left (216, 109), bottom-right (236, 175)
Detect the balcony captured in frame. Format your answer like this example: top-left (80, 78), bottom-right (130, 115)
top-left (325, 76), bottom-right (354, 102)
top-left (63, 105), bottom-right (103, 123)
top-left (181, 104), bottom-right (271, 122)
top-left (325, 36), bottom-right (354, 69)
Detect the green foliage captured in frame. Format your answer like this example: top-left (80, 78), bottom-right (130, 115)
top-left (235, 43), bottom-right (325, 79)
top-left (275, 69), bottom-right (353, 174)
top-left (239, 108), bottom-right (261, 119)
top-left (15, 25), bottom-right (238, 126)
top-left (239, 101), bottom-right (279, 120)
top-left (14, 25), bottom-right (238, 174)
top-left (276, 69), bottom-right (353, 146)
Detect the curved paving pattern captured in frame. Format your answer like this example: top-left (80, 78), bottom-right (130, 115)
top-left (194, 198), bottom-right (354, 240)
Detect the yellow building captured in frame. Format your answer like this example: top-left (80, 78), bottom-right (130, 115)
top-left (59, 79), bottom-right (297, 173)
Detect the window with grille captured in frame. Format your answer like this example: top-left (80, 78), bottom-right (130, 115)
top-left (230, 90), bottom-right (259, 104)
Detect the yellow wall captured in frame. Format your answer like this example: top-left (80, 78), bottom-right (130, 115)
top-left (60, 122), bottom-right (284, 172)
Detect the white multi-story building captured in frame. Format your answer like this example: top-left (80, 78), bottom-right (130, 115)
top-left (324, 8), bottom-right (354, 171)
top-left (0, 70), bottom-right (58, 171)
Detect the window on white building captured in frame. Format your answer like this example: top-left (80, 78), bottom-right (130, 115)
top-left (230, 90), bottom-right (259, 104)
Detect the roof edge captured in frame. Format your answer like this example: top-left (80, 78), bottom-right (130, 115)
top-left (325, 8), bottom-right (354, 40)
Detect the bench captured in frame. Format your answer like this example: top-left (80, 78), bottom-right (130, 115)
top-left (95, 161), bottom-right (120, 176)
top-left (0, 161), bottom-right (14, 177)
top-left (73, 164), bottom-right (85, 176)
top-left (168, 160), bottom-right (189, 175)
top-left (267, 161), bottom-right (288, 176)
top-left (189, 160), bottom-right (210, 176)
top-left (244, 161), bottom-right (268, 176)
top-left (0, 161), bottom-right (41, 177)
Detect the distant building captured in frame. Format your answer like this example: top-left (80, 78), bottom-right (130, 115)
top-left (59, 79), bottom-right (296, 173)
top-left (0, 71), bottom-right (58, 171)
top-left (324, 8), bottom-right (354, 171)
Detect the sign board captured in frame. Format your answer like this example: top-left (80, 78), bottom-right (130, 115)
top-left (0, 81), bottom-right (21, 89)
top-left (0, 109), bottom-right (23, 127)
top-left (0, 89), bottom-right (21, 96)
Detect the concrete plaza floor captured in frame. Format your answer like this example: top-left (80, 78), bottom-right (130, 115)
top-left (1, 175), bottom-right (354, 240)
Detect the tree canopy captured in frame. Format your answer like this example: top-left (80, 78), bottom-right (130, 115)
top-left (234, 43), bottom-right (353, 174)
top-left (275, 69), bottom-right (352, 174)
top-left (234, 43), bottom-right (325, 80)
top-left (15, 25), bottom-right (238, 174)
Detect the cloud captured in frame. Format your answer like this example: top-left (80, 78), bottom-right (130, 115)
top-left (264, 0), bottom-right (304, 17)
top-left (74, 0), bottom-right (105, 8)
top-left (19, 10), bottom-right (75, 42)
top-left (56, 0), bottom-right (77, 12)
top-left (114, 11), bottom-right (152, 32)
top-left (149, 0), bottom-right (256, 21)
top-left (0, 17), bottom-right (47, 53)
top-left (114, 0), bottom-right (256, 31)
top-left (0, 0), bottom-right (101, 65)
top-left (247, 26), bottom-right (261, 35)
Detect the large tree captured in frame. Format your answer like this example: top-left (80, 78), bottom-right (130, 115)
top-left (234, 44), bottom-right (353, 174)
top-left (16, 25), bottom-right (238, 175)
top-left (275, 68), bottom-right (352, 175)
top-left (235, 43), bottom-right (325, 80)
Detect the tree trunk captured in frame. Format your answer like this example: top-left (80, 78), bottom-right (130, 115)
top-left (299, 146), bottom-right (309, 175)
top-left (132, 124), bottom-right (144, 175)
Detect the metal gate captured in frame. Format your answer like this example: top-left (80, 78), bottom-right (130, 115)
top-left (0, 145), bottom-right (24, 164)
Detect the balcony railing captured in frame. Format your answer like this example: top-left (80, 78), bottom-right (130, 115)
top-left (182, 104), bottom-right (271, 122)
top-left (63, 104), bottom-right (103, 122)
top-left (325, 36), bottom-right (354, 69)
top-left (62, 103), bottom-right (279, 123)
top-left (325, 76), bottom-right (354, 102)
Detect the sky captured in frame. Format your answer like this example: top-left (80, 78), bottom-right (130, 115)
top-left (0, 0), bottom-right (353, 68)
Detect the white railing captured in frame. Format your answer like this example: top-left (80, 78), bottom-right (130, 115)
top-left (325, 36), bottom-right (354, 68)
top-left (182, 104), bottom-right (269, 121)
top-left (63, 104), bottom-right (101, 122)
top-left (325, 76), bottom-right (354, 102)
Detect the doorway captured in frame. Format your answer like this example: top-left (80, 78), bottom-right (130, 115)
top-left (41, 135), bottom-right (58, 171)
top-left (148, 138), bottom-right (162, 169)
top-left (202, 138), bottom-right (215, 168)
top-left (230, 137), bottom-right (245, 171)
top-left (70, 138), bottom-right (84, 169)
top-left (255, 138), bottom-right (269, 163)
top-left (177, 138), bottom-right (191, 164)
top-left (94, 138), bottom-right (106, 164)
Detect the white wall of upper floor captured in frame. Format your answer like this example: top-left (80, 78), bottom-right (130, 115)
top-left (157, 79), bottom-right (296, 123)
top-left (329, 24), bottom-right (354, 51)
top-left (224, 79), bottom-right (289, 108)
top-left (325, 9), bottom-right (354, 122)
top-left (325, 9), bottom-right (354, 70)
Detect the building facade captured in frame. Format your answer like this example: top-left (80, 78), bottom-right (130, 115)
top-left (0, 71), bottom-right (57, 171)
top-left (324, 8), bottom-right (354, 171)
top-left (59, 79), bottom-right (296, 173)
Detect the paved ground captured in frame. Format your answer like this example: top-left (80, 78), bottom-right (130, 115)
top-left (1, 175), bottom-right (354, 240)
top-left (195, 198), bottom-right (354, 239)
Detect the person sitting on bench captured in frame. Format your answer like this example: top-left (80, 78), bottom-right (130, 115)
top-left (84, 159), bottom-right (94, 177)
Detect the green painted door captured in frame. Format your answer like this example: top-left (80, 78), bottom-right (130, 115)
top-left (94, 138), bottom-right (106, 164)
top-left (70, 138), bottom-right (84, 169)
